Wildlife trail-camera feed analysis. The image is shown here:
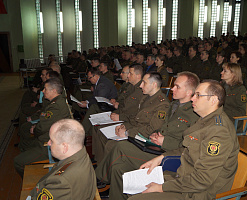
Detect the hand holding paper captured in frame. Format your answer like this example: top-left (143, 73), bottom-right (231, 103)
top-left (123, 166), bottom-right (164, 194)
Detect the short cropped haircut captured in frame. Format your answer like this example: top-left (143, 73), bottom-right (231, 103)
top-left (178, 71), bottom-right (200, 95)
top-left (202, 50), bottom-right (209, 55)
top-left (222, 62), bottom-right (243, 85)
top-left (46, 70), bottom-right (60, 79)
top-left (202, 79), bottom-right (226, 107)
top-left (146, 72), bottom-right (162, 88)
top-left (217, 51), bottom-right (226, 57)
top-left (147, 54), bottom-right (156, 61)
top-left (53, 119), bottom-right (85, 147)
top-left (189, 45), bottom-right (197, 52)
top-left (88, 67), bottom-right (101, 76)
top-left (175, 46), bottom-right (183, 54)
top-left (91, 57), bottom-right (100, 63)
top-left (129, 64), bottom-right (144, 77)
top-left (100, 61), bottom-right (109, 69)
top-left (44, 78), bottom-right (63, 94)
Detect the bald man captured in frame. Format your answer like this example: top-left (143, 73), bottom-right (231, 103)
top-left (30, 119), bottom-right (96, 200)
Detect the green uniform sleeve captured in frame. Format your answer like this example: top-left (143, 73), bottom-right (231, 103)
top-left (162, 125), bottom-right (234, 193)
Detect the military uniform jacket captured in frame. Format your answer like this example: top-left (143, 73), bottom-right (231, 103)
top-left (117, 80), bottom-right (144, 122)
top-left (173, 55), bottom-right (186, 74)
top-left (88, 75), bottom-right (118, 106)
top-left (162, 107), bottom-right (239, 200)
top-left (34, 94), bottom-right (71, 143)
top-left (223, 83), bottom-right (246, 132)
top-left (195, 60), bottom-right (211, 80)
top-left (124, 89), bottom-right (170, 138)
top-left (157, 66), bottom-right (169, 87)
top-left (30, 147), bottom-right (96, 200)
top-left (101, 70), bottom-right (114, 83)
top-left (183, 56), bottom-right (201, 73)
top-left (116, 82), bottom-right (131, 107)
top-left (160, 101), bottom-right (199, 151)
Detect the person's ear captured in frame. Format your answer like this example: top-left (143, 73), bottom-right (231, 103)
top-left (62, 142), bottom-right (69, 154)
top-left (211, 96), bottom-right (219, 106)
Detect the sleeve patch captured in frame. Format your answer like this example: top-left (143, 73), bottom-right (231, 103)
top-left (45, 111), bottom-right (53, 119)
top-left (37, 188), bottom-right (53, 200)
top-left (241, 95), bottom-right (246, 102)
top-left (158, 111), bottom-right (166, 120)
top-left (207, 141), bottom-right (220, 156)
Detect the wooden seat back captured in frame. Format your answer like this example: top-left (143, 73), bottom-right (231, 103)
top-left (216, 151), bottom-right (247, 199)
top-left (231, 151), bottom-right (247, 190)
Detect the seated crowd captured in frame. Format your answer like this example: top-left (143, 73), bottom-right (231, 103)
top-left (15, 33), bottom-right (247, 200)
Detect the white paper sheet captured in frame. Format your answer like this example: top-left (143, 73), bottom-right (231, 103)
top-left (95, 96), bottom-right (113, 106)
top-left (99, 123), bottom-right (127, 141)
top-left (123, 166), bottom-right (164, 194)
top-left (114, 58), bottom-right (122, 71)
top-left (80, 88), bottom-right (91, 92)
top-left (70, 94), bottom-right (83, 105)
top-left (89, 112), bottom-right (123, 125)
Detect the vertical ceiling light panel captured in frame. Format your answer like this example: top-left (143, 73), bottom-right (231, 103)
top-left (157, 0), bottom-right (163, 44)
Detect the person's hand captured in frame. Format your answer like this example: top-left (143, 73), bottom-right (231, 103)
top-left (113, 102), bottom-right (119, 109)
top-left (32, 87), bottom-right (39, 93)
top-left (166, 67), bottom-right (173, 73)
top-left (78, 101), bottom-right (87, 108)
top-left (30, 125), bottom-right (36, 134)
top-left (115, 124), bottom-right (126, 137)
top-left (27, 117), bottom-right (32, 122)
top-left (90, 86), bottom-right (94, 92)
top-left (31, 101), bottom-right (38, 107)
top-left (140, 155), bottom-right (164, 174)
top-left (142, 182), bottom-right (163, 193)
top-left (110, 99), bottom-right (116, 104)
top-left (149, 132), bottom-right (164, 146)
top-left (110, 113), bottom-right (120, 121)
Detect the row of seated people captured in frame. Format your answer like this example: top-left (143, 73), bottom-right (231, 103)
top-left (18, 68), bottom-right (242, 199)
top-left (16, 36), bottom-right (247, 199)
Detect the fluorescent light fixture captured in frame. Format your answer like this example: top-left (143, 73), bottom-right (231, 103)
top-left (163, 8), bottom-right (166, 26)
top-left (204, 6), bottom-right (208, 23)
top-left (228, 5), bottom-right (232, 21)
top-left (216, 5), bottom-right (220, 22)
top-left (79, 11), bottom-right (82, 31)
top-left (148, 8), bottom-right (151, 26)
top-left (60, 12), bottom-right (63, 33)
top-left (40, 12), bottom-right (44, 33)
top-left (132, 9), bottom-right (135, 27)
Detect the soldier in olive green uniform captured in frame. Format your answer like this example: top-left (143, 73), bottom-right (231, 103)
top-left (182, 46), bottom-right (201, 73)
top-left (221, 63), bottom-right (247, 133)
top-left (30, 119), bottom-right (96, 200)
top-left (14, 79), bottom-right (72, 176)
top-left (129, 81), bottom-right (239, 200)
top-left (95, 72), bottom-right (200, 200)
top-left (223, 83), bottom-right (246, 132)
top-left (194, 50), bottom-right (212, 80)
top-left (91, 79), bottom-right (143, 162)
top-left (93, 72), bottom-right (170, 164)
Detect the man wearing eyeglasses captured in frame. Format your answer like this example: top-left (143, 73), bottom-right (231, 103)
top-left (128, 80), bottom-right (239, 200)
top-left (95, 71), bottom-right (200, 200)
top-left (78, 68), bottom-right (118, 108)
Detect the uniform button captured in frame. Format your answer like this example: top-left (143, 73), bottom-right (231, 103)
top-left (136, 118), bottom-right (139, 120)
top-left (162, 131), bottom-right (164, 133)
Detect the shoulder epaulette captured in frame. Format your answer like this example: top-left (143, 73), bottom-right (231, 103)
top-left (215, 115), bottom-right (222, 126)
top-left (158, 95), bottom-right (166, 102)
top-left (55, 161), bottom-right (73, 175)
